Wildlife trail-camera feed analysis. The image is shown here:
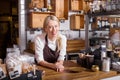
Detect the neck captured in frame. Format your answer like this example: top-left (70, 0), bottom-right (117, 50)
top-left (47, 36), bottom-right (56, 41)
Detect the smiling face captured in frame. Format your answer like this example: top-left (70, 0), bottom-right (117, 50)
top-left (45, 20), bottom-right (60, 40)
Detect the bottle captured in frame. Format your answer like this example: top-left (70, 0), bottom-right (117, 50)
top-left (101, 44), bottom-right (107, 60)
top-left (101, 20), bottom-right (105, 28)
top-left (97, 19), bottom-right (101, 28)
top-left (101, 51), bottom-right (106, 60)
top-left (47, 3), bottom-right (52, 12)
top-left (102, 57), bottom-right (110, 72)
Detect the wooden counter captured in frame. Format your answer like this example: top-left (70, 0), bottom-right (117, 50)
top-left (37, 60), bottom-right (117, 80)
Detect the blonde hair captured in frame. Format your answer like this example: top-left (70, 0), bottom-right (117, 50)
top-left (43, 15), bottom-right (62, 52)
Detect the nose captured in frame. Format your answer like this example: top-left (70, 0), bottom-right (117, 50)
top-left (52, 26), bottom-right (56, 31)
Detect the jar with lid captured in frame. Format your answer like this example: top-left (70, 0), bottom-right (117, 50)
top-left (92, 65), bottom-right (99, 72)
top-left (102, 57), bottom-right (110, 72)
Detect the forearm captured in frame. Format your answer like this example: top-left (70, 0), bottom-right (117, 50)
top-left (38, 60), bottom-right (65, 72)
top-left (38, 61), bottom-right (56, 70)
top-left (56, 60), bottom-right (64, 65)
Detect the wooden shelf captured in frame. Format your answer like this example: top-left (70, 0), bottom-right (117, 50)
top-left (29, 11), bottom-right (55, 14)
top-left (88, 10), bottom-right (120, 17)
top-left (89, 27), bottom-right (110, 31)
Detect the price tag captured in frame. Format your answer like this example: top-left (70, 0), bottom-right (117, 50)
top-left (9, 70), bottom-right (20, 79)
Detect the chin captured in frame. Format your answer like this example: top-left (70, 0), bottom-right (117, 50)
top-left (52, 34), bottom-right (57, 37)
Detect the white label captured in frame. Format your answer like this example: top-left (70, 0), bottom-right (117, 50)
top-left (102, 59), bottom-right (110, 72)
top-left (101, 51), bottom-right (106, 60)
top-left (9, 70), bottom-right (20, 79)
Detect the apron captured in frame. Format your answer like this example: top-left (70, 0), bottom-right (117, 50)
top-left (43, 35), bottom-right (60, 63)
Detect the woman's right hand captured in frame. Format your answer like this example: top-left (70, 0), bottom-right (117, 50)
top-left (55, 62), bottom-right (64, 72)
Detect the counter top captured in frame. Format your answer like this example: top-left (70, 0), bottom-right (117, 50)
top-left (37, 60), bottom-right (117, 80)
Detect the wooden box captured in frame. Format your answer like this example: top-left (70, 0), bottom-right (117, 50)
top-left (29, 12), bottom-right (53, 28)
top-left (70, 0), bottom-right (90, 12)
top-left (51, 0), bottom-right (69, 19)
top-left (70, 14), bottom-right (84, 30)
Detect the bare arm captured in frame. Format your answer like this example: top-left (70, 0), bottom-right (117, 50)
top-left (38, 60), bottom-right (64, 72)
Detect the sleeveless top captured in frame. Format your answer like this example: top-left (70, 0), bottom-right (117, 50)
top-left (43, 35), bottom-right (60, 63)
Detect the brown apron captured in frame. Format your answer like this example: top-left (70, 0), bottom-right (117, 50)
top-left (43, 35), bottom-right (60, 63)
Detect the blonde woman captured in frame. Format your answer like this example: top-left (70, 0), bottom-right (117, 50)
top-left (34, 15), bottom-right (67, 72)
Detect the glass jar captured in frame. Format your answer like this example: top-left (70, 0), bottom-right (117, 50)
top-left (102, 57), bottom-right (110, 72)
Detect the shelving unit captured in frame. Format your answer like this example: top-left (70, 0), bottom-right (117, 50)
top-left (69, 0), bottom-right (90, 30)
top-left (87, 10), bottom-right (120, 47)
top-left (28, 0), bottom-right (69, 28)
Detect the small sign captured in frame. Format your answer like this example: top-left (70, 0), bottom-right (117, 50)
top-left (9, 70), bottom-right (20, 79)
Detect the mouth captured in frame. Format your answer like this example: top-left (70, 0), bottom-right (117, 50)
top-left (52, 32), bottom-right (57, 35)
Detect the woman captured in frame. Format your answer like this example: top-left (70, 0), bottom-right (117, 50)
top-left (34, 15), bottom-right (67, 72)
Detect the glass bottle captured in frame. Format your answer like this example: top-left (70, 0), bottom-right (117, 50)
top-left (47, 3), bottom-right (52, 12)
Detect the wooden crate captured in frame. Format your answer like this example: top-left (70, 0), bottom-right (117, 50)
top-left (51, 0), bottom-right (69, 19)
top-left (29, 12), bottom-right (53, 28)
top-left (70, 14), bottom-right (84, 30)
top-left (70, 0), bottom-right (90, 12)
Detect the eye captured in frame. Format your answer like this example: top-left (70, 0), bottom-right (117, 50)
top-left (48, 26), bottom-right (52, 29)
top-left (55, 25), bottom-right (58, 28)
